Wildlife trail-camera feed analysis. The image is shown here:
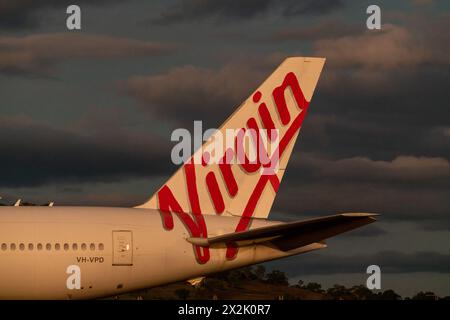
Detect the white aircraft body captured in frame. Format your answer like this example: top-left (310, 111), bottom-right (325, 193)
top-left (0, 57), bottom-right (376, 299)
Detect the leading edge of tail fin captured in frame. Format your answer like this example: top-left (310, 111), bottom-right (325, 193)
top-left (136, 57), bottom-right (326, 220)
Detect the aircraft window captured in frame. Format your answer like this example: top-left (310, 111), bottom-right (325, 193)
top-left (37, 243), bottom-right (43, 251)
top-left (64, 243), bottom-right (69, 251)
top-left (55, 243), bottom-right (60, 251)
top-left (90, 243), bottom-right (95, 251)
top-left (72, 243), bottom-right (78, 251)
top-left (19, 243), bottom-right (25, 251)
top-left (10, 243), bottom-right (16, 251)
top-left (99, 243), bottom-right (104, 251)
top-left (1, 243), bottom-right (6, 251)
top-left (28, 243), bottom-right (34, 250)
top-left (81, 243), bottom-right (87, 251)
top-left (46, 243), bottom-right (51, 251)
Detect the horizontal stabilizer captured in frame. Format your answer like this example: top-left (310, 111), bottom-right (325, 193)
top-left (187, 213), bottom-right (378, 251)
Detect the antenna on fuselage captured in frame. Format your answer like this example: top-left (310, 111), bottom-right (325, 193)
top-left (14, 199), bottom-right (21, 207)
top-left (48, 202), bottom-right (54, 207)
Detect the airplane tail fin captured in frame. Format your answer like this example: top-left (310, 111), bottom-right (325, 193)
top-left (137, 57), bottom-right (325, 221)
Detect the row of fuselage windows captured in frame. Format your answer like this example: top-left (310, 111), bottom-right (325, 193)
top-left (0, 242), bottom-right (105, 252)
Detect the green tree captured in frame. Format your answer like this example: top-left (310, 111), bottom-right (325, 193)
top-left (305, 282), bottom-right (323, 293)
top-left (265, 270), bottom-right (289, 286)
top-left (379, 289), bottom-right (401, 300)
top-left (327, 284), bottom-right (349, 299)
top-left (241, 266), bottom-right (257, 280)
top-left (203, 278), bottom-right (226, 290)
top-left (254, 265), bottom-right (266, 280)
top-left (350, 285), bottom-right (375, 300)
top-left (296, 280), bottom-right (305, 288)
top-left (174, 288), bottom-right (190, 300)
top-left (412, 291), bottom-right (437, 300)
top-left (227, 270), bottom-right (245, 287)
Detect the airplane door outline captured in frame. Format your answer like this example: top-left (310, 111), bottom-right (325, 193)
top-left (112, 230), bottom-right (133, 266)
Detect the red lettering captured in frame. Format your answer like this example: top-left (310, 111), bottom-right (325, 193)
top-left (235, 128), bottom-right (260, 173)
top-left (258, 103), bottom-right (277, 141)
top-left (219, 148), bottom-right (238, 197)
top-left (157, 163), bottom-right (210, 264)
top-left (225, 174), bottom-right (280, 260)
top-left (272, 72), bottom-right (308, 125)
top-left (206, 172), bottom-right (225, 214)
top-left (158, 72), bottom-right (310, 264)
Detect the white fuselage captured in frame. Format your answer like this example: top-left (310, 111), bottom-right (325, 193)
top-left (0, 206), bottom-right (316, 299)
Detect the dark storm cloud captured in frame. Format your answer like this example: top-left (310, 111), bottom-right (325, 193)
top-left (120, 62), bottom-right (267, 128)
top-left (298, 113), bottom-right (435, 161)
top-left (339, 224), bottom-right (387, 237)
top-left (119, 52), bottom-right (291, 129)
top-left (119, 52), bottom-right (293, 127)
top-left (120, 17), bottom-right (450, 152)
top-left (0, 115), bottom-right (173, 187)
top-left (0, 0), bottom-right (121, 29)
top-left (314, 24), bottom-right (449, 70)
top-left (121, 59), bottom-right (449, 162)
top-left (118, 16), bottom-right (450, 160)
top-left (288, 152), bottom-right (450, 187)
top-left (304, 19), bottom-right (450, 160)
top-left (154, 0), bottom-right (344, 24)
top-left (273, 152), bottom-right (450, 229)
top-left (280, 0), bottom-right (343, 17)
top-left (271, 250), bottom-right (450, 276)
top-left (0, 33), bottom-right (176, 77)
top-left (266, 19), bottom-right (362, 42)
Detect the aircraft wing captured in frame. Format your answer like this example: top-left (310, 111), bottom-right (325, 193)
top-left (187, 213), bottom-right (378, 251)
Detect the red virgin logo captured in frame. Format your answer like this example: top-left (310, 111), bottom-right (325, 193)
top-left (157, 71), bottom-right (310, 264)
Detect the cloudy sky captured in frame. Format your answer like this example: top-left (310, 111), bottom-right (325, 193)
top-left (0, 0), bottom-right (449, 297)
